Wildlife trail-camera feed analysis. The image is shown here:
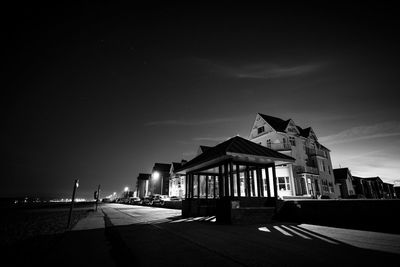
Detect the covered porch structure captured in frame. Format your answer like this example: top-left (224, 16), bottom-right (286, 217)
top-left (175, 136), bottom-right (294, 224)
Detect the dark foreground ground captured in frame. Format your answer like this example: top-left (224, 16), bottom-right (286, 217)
top-left (0, 202), bottom-right (94, 246)
top-left (2, 204), bottom-right (399, 267)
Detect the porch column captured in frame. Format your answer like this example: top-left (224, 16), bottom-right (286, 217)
top-left (197, 174), bottom-right (200, 199)
top-left (190, 173), bottom-right (194, 198)
top-left (265, 166), bottom-right (271, 197)
top-left (213, 175), bottom-right (216, 198)
top-left (229, 161), bottom-right (234, 197)
top-left (272, 165), bottom-right (278, 199)
top-left (185, 174), bottom-right (188, 199)
top-left (218, 165), bottom-right (224, 197)
top-left (236, 164), bottom-right (241, 197)
top-left (244, 166), bottom-right (250, 197)
top-left (250, 168), bottom-right (255, 197)
top-left (257, 168), bottom-right (264, 197)
top-left (205, 175), bottom-right (208, 199)
top-left (224, 162), bottom-right (229, 197)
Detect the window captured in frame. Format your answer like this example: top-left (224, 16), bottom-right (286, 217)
top-left (322, 180), bottom-right (329, 192)
top-left (289, 136), bottom-right (296, 146)
top-left (258, 126), bottom-right (265, 134)
top-left (307, 178), bottom-right (313, 195)
top-left (278, 177), bottom-right (290, 191)
top-left (266, 139), bottom-right (271, 148)
top-left (328, 182), bottom-right (334, 193)
top-left (318, 160), bottom-right (324, 172)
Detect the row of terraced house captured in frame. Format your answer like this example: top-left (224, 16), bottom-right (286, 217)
top-left (136, 113), bottom-right (398, 200)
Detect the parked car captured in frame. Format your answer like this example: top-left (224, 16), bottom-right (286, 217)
top-left (129, 197), bottom-right (141, 204)
top-left (117, 198), bottom-right (130, 204)
top-left (142, 196), bottom-right (153, 205)
top-left (152, 195), bottom-right (170, 206)
top-left (169, 196), bottom-right (182, 201)
top-left (102, 198), bottom-right (112, 203)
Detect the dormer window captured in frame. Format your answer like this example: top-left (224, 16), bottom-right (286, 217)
top-left (258, 126), bottom-right (265, 134)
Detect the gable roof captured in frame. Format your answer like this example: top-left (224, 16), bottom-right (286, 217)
top-left (258, 113), bottom-right (290, 132)
top-left (153, 163), bottom-right (172, 172)
top-left (177, 136), bottom-right (294, 172)
top-left (199, 145), bottom-right (211, 152)
top-left (296, 126), bottom-right (312, 138)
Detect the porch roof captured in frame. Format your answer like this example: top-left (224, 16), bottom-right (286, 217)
top-left (176, 136), bottom-right (294, 173)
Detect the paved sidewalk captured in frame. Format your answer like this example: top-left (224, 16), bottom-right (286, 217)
top-left (72, 209), bottom-right (105, 231)
top-left (300, 223), bottom-right (400, 255)
top-left (62, 204), bottom-right (400, 267)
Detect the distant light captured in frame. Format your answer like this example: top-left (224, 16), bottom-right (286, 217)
top-left (113, 192), bottom-right (116, 195)
top-left (124, 187), bottom-right (129, 192)
top-left (152, 171), bottom-right (160, 179)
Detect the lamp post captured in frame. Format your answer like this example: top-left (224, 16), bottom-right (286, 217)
top-left (124, 187), bottom-right (129, 198)
top-left (67, 179), bottom-right (79, 230)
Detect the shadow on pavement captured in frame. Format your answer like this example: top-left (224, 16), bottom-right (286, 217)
top-left (3, 218), bottom-right (399, 267)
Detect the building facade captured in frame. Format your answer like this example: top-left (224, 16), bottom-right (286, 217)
top-left (149, 163), bottom-right (171, 196)
top-left (249, 113), bottom-right (338, 199)
top-left (333, 168), bottom-right (356, 198)
top-left (169, 161), bottom-right (187, 198)
top-left (352, 176), bottom-right (395, 199)
top-left (136, 173), bottom-right (150, 198)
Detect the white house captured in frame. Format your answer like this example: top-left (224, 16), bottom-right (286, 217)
top-left (249, 113), bottom-right (338, 199)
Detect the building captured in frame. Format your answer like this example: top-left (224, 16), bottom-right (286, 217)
top-left (169, 160), bottom-right (187, 198)
top-left (174, 136), bottom-right (295, 223)
top-left (333, 168), bottom-right (356, 198)
top-left (149, 163), bottom-right (171, 195)
top-left (352, 176), bottom-right (395, 199)
top-left (383, 182), bottom-right (395, 199)
top-left (249, 113), bottom-right (338, 199)
top-left (394, 181), bottom-right (400, 199)
top-left (136, 173), bottom-right (150, 198)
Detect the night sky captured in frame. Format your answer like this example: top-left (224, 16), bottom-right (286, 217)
top-left (5, 3), bottom-right (400, 199)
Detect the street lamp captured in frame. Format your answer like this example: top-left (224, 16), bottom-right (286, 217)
top-left (124, 187), bottom-right (129, 198)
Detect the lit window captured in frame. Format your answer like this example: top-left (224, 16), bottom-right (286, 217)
top-left (258, 126), bottom-right (265, 134)
top-left (278, 177), bottom-right (290, 191)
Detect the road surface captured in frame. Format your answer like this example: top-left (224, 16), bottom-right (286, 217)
top-left (7, 203), bottom-right (400, 266)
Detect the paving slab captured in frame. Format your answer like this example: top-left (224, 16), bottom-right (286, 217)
top-left (72, 209), bottom-right (105, 231)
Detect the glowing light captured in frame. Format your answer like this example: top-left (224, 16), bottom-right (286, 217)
top-left (124, 187), bottom-right (129, 192)
top-left (152, 171), bottom-right (160, 179)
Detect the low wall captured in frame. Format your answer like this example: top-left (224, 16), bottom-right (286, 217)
top-left (182, 199), bottom-right (217, 217)
top-left (275, 199), bottom-right (400, 234)
top-left (183, 197), bottom-right (277, 224)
